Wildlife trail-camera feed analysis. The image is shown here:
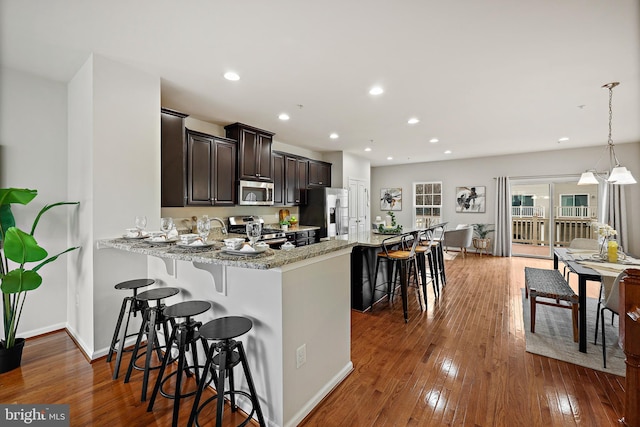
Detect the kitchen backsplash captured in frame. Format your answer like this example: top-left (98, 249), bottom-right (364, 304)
top-left (161, 206), bottom-right (300, 231)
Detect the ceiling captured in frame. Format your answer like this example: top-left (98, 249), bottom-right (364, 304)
top-left (2, 0), bottom-right (639, 167)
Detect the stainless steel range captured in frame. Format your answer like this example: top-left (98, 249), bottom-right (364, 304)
top-left (227, 216), bottom-right (287, 247)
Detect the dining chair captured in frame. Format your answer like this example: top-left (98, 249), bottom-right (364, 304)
top-left (594, 271), bottom-right (625, 368)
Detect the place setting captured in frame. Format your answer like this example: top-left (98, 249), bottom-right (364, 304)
top-left (143, 217), bottom-right (180, 246)
top-left (218, 222), bottom-right (272, 258)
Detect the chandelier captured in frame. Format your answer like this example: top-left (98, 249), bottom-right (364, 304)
top-left (578, 82), bottom-right (636, 185)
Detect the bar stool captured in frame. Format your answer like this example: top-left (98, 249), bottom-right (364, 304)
top-left (147, 300), bottom-right (212, 427)
top-left (188, 316), bottom-right (266, 427)
top-left (124, 287), bottom-right (180, 401)
top-left (107, 278), bottom-right (155, 379)
top-left (371, 231), bottom-right (422, 322)
top-left (431, 223), bottom-right (448, 288)
top-left (415, 231), bottom-right (439, 307)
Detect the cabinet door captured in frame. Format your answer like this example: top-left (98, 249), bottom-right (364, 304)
top-left (256, 133), bottom-right (273, 181)
top-left (308, 160), bottom-right (331, 187)
top-left (213, 138), bottom-right (236, 206)
top-left (187, 131), bottom-right (213, 205)
top-left (296, 158), bottom-right (308, 204)
top-left (161, 109), bottom-right (188, 207)
top-left (238, 128), bottom-right (259, 180)
top-left (272, 151), bottom-right (285, 205)
top-left (284, 156), bottom-right (298, 205)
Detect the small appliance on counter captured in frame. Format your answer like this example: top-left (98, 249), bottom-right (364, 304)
top-left (300, 187), bottom-right (349, 239)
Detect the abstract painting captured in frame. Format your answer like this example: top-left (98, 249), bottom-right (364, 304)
top-left (380, 188), bottom-right (402, 211)
top-left (455, 186), bottom-right (486, 213)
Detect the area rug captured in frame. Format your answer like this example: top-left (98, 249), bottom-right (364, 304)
top-left (521, 289), bottom-right (625, 377)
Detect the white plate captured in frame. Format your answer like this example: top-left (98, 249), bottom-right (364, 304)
top-left (145, 238), bottom-right (179, 244)
top-left (122, 234), bottom-right (149, 239)
top-left (221, 246), bottom-right (268, 256)
top-left (176, 241), bottom-right (216, 248)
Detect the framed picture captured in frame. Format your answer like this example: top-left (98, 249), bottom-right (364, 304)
top-left (380, 188), bottom-right (402, 211)
top-left (455, 186), bottom-right (486, 213)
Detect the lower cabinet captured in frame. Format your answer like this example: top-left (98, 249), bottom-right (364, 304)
top-left (285, 229), bottom-right (319, 247)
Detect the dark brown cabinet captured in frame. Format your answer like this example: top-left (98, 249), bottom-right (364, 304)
top-left (225, 123), bottom-right (274, 182)
top-left (308, 160), bottom-right (332, 187)
top-left (186, 130), bottom-right (236, 206)
top-left (285, 155), bottom-right (308, 205)
top-left (161, 108), bottom-right (189, 207)
top-left (274, 151), bottom-right (331, 206)
top-left (272, 151), bottom-right (285, 205)
top-left (285, 229), bottom-right (319, 247)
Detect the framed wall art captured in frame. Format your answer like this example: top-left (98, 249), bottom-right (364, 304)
top-left (455, 186), bottom-right (486, 213)
top-left (380, 188), bottom-right (402, 211)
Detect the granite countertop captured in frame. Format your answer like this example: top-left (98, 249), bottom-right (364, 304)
top-left (99, 234), bottom-right (355, 270)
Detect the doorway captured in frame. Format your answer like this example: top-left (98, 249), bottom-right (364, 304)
top-left (510, 177), bottom-right (599, 258)
top-left (348, 178), bottom-right (368, 236)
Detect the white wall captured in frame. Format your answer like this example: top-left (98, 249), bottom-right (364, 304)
top-left (67, 54), bottom-right (161, 357)
top-left (371, 142), bottom-right (640, 255)
top-left (0, 66), bottom-right (71, 338)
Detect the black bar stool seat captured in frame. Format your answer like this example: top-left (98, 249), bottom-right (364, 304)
top-left (188, 316), bottom-right (266, 427)
top-left (107, 278), bottom-right (155, 380)
top-left (148, 300), bottom-right (212, 427)
top-left (124, 287), bottom-right (180, 401)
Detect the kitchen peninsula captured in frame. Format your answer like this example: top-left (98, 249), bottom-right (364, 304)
top-left (100, 237), bottom-right (355, 427)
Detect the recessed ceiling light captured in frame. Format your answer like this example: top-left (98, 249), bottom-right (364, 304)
top-left (429, 138), bottom-right (439, 143)
top-left (387, 156), bottom-right (393, 160)
top-left (444, 150), bottom-right (452, 154)
top-left (558, 137), bottom-right (570, 142)
top-left (278, 113), bottom-right (290, 121)
top-left (224, 71), bottom-right (240, 81)
top-left (369, 86), bottom-right (384, 95)
top-left (408, 118), bottom-right (420, 125)
top-left (330, 133), bottom-right (339, 139)
top-left (364, 147), bottom-right (372, 152)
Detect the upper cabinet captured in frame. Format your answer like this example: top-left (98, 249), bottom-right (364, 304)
top-left (225, 123), bottom-right (274, 182)
top-left (308, 160), bottom-right (332, 187)
top-left (160, 108), bottom-right (236, 207)
top-left (186, 129), bottom-right (236, 206)
top-left (285, 155), bottom-right (308, 206)
top-left (272, 151), bottom-right (285, 205)
top-left (161, 108), bottom-right (189, 207)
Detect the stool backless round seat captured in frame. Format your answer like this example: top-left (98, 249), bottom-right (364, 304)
top-left (107, 278), bottom-right (155, 380)
top-left (147, 300), bottom-right (212, 427)
top-left (188, 316), bottom-right (266, 427)
top-left (124, 287), bottom-right (180, 401)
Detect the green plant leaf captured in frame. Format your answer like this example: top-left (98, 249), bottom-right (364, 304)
top-left (0, 188), bottom-right (37, 207)
top-left (33, 246), bottom-right (79, 272)
top-left (0, 205), bottom-right (16, 243)
top-left (3, 227), bottom-right (48, 264)
top-left (30, 201), bottom-right (80, 236)
top-left (1, 268), bottom-right (43, 293)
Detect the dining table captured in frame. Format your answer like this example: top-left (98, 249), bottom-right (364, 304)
top-left (554, 247), bottom-right (640, 353)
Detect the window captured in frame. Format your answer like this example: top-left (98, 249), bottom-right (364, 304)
top-left (559, 193), bottom-right (590, 217)
top-left (413, 182), bottom-right (442, 228)
top-left (512, 194), bottom-right (537, 217)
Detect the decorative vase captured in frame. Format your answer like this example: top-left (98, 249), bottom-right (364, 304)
top-left (0, 338), bottom-right (25, 373)
top-left (608, 239), bottom-right (619, 263)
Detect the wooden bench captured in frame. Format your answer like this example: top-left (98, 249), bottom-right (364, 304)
top-left (525, 267), bottom-right (579, 342)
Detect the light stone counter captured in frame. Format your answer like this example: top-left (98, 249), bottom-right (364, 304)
top-left (99, 235), bottom-right (354, 269)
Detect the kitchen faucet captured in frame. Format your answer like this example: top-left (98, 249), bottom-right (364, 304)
top-left (210, 217), bottom-right (228, 235)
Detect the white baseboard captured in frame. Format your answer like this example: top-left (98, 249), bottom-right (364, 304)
top-left (17, 322), bottom-right (66, 339)
top-left (285, 361), bottom-right (354, 427)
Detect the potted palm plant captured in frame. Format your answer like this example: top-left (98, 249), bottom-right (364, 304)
top-left (0, 188), bottom-right (79, 373)
top-left (472, 223), bottom-right (494, 255)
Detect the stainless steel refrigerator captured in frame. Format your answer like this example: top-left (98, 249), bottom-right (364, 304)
top-left (300, 187), bottom-right (349, 238)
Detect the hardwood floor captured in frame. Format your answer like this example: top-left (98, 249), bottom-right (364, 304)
top-left (0, 255), bottom-right (625, 426)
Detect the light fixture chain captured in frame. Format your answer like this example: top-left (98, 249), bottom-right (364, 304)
top-left (608, 85), bottom-right (613, 145)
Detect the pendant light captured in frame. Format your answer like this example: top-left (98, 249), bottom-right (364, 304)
top-left (578, 82), bottom-right (636, 185)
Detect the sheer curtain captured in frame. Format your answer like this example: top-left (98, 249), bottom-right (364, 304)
top-left (493, 176), bottom-right (512, 257)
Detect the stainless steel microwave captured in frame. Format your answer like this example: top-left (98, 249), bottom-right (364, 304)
top-left (238, 180), bottom-right (274, 205)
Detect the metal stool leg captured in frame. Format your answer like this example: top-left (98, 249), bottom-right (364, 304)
top-left (237, 342), bottom-right (266, 426)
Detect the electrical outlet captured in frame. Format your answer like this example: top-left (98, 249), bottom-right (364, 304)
top-left (296, 344), bottom-right (306, 368)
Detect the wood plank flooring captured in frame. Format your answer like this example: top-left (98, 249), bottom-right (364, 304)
top-left (0, 255), bottom-right (626, 426)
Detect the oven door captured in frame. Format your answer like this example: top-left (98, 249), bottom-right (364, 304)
top-left (239, 180), bottom-right (274, 205)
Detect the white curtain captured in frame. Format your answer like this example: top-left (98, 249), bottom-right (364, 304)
top-left (493, 176), bottom-right (512, 257)
top-left (605, 183), bottom-right (628, 251)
